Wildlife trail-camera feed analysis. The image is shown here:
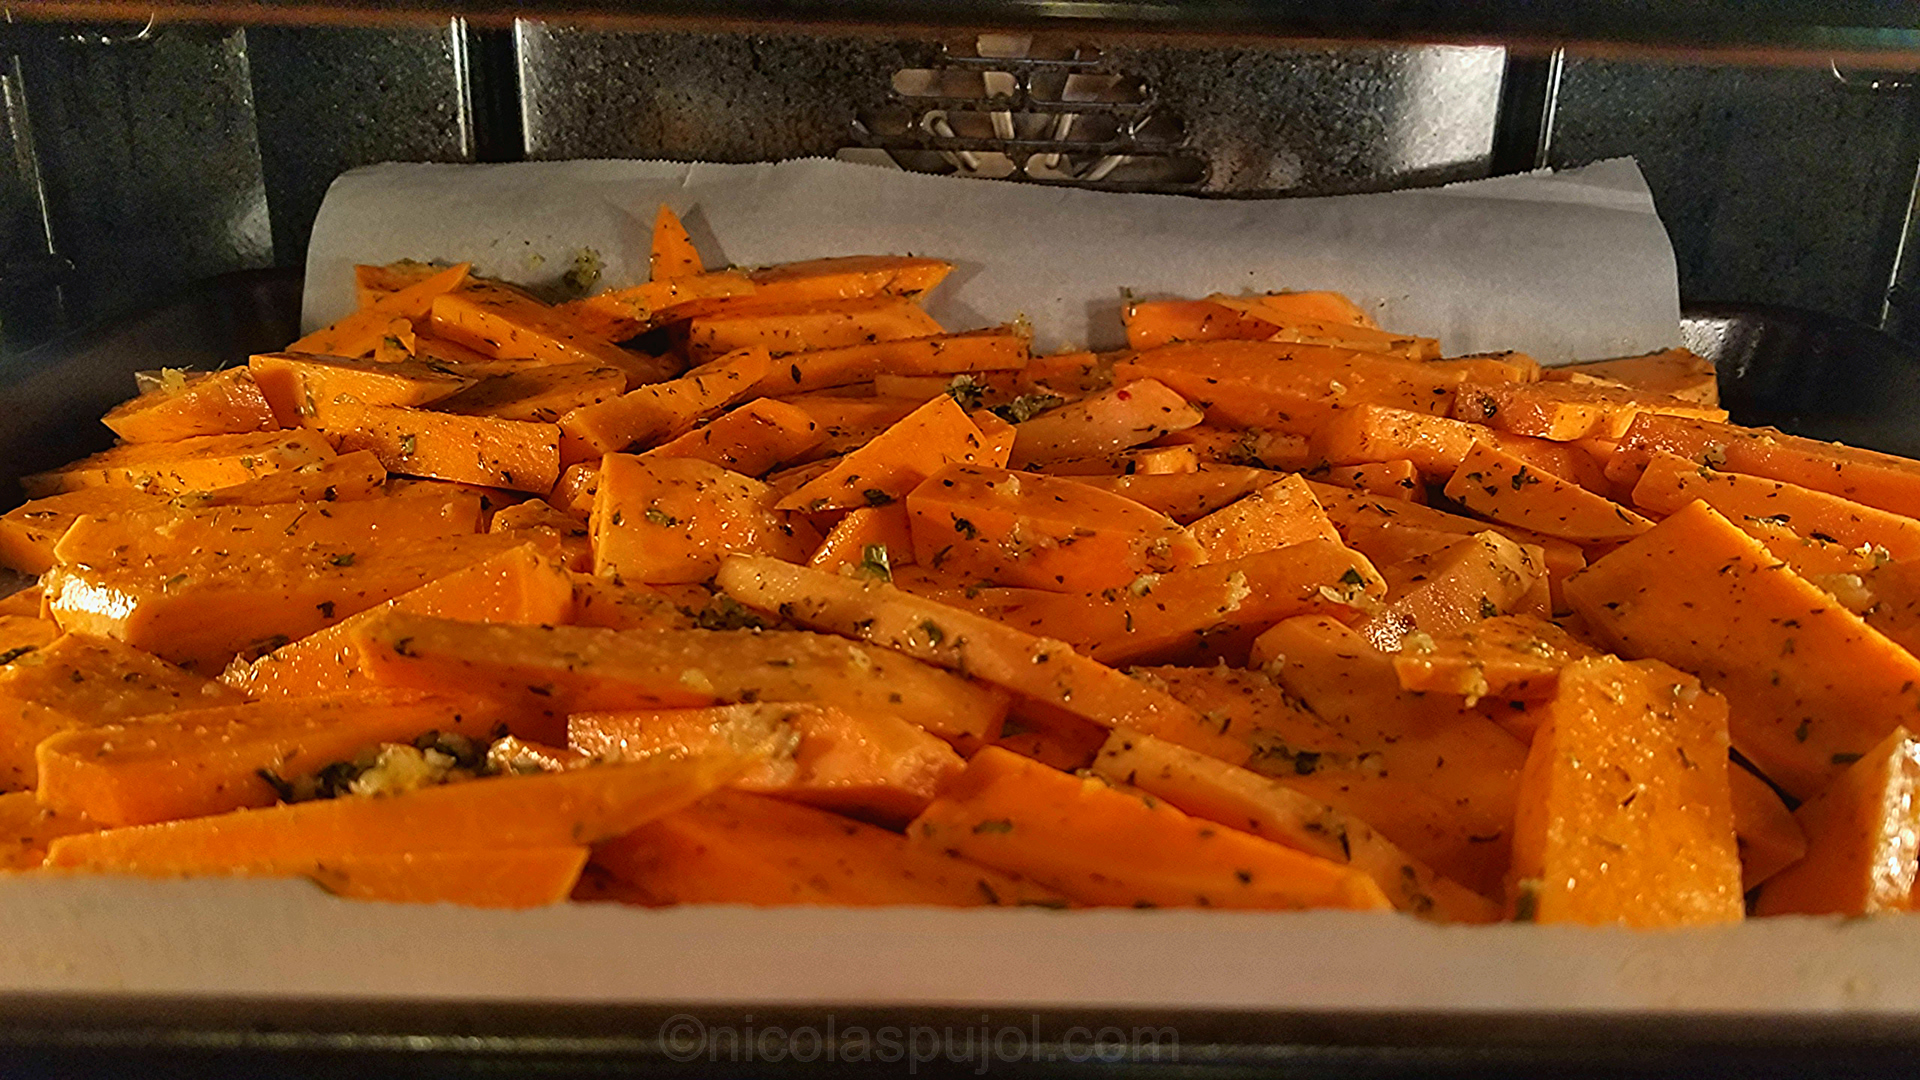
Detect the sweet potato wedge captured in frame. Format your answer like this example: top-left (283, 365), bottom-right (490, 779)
top-left (746, 328), bottom-right (1028, 398)
top-left (1318, 459), bottom-right (1424, 503)
top-left (686, 296), bottom-right (944, 363)
top-left (430, 281), bottom-right (676, 387)
top-left (1005, 380), bottom-right (1202, 469)
top-left (292, 262), bottom-right (471, 359)
top-left (905, 464), bottom-right (1204, 593)
top-left (650, 204), bottom-right (703, 279)
top-left (996, 539), bottom-right (1385, 666)
top-left (908, 746), bottom-right (1390, 910)
top-left (250, 351), bottom-right (476, 425)
top-left (1608, 414), bottom-right (1920, 518)
top-left (591, 454), bottom-right (816, 585)
top-left (36, 690), bottom-right (513, 827)
top-left (43, 749), bottom-right (751, 878)
top-left (21, 430), bottom-right (335, 499)
top-left (1564, 500), bottom-right (1920, 800)
top-left (0, 790), bottom-right (98, 869)
top-left (101, 367), bottom-right (280, 443)
top-left (1251, 615), bottom-right (1529, 897)
top-left (589, 788), bottom-right (1060, 907)
top-left (0, 633), bottom-right (244, 790)
top-left (1186, 473), bottom-right (1340, 560)
top-left (569, 702), bottom-right (964, 826)
top-left (1090, 729), bottom-right (1499, 922)
top-left (808, 503), bottom-right (915, 575)
top-left (46, 531), bottom-right (548, 675)
top-left (1541, 348), bottom-right (1718, 405)
top-left (714, 554), bottom-right (1242, 761)
top-left (777, 394), bottom-right (1002, 513)
top-left (312, 397), bottom-right (559, 493)
top-left (310, 847), bottom-right (590, 908)
top-left (352, 612), bottom-right (1009, 744)
top-left (1754, 725), bottom-right (1920, 916)
top-left (0, 488), bottom-right (169, 575)
top-left (1392, 614), bottom-right (1598, 701)
top-left (1451, 378), bottom-right (1726, 442)
top-left (1442, 441), bottom-right (1653, 544)
top-left (1116, 340), bottom-right (1454, 435)
top-left (176, 451), bottom-right (388, 508)
top-left (222, 542), bottom-right (575, 699)
top-left (1509, 656), bottom-right (1743, 926)
top-left (639, 397), bottom-right (822, 477)
top-left (1632, 450), bottom-right (1920, 561)
top-left (558, 346), bottom-right (771, 463)
top-left (1356, 530), bottom-right (1544, 652)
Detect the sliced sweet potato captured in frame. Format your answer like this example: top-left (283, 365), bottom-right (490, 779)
top-left (36, 689), bottom-right (512, 827)
top-left (809, 503), bottom-right (915, 575)
top-left (1541, 348), bottom-right (1719, 406)
top-left (430, 281), bottom-right (674, 388)
top-left (686, 296), bottom-right (944, 363)
top-left (1005, 379), bottom-right (1202, 469)
top-left (1071, 466), bottom-right (1284, 523)
top-left (1444, 441), bottom-right (1652, 543)
top-left (1392, 614), bottom-right (1599, 701)
top-left (310, 847), bottom-right (589, 908)
top-left (0, 488), bottom-right (168, 575)
top-left (1310, 405), bottom-right (1608, 493)
top-left (778, 395), bottom-right (1002, 513)
top-left (292, 262), bottom-right (471, 358)
top-left (435, 362), bottom-right (628, 425)
top-left (43, 749), bottom-right (749, 877)
top-left (179, 451), bottom-right (388, 508)
top-left (1116, 340), bottom-right (1454, 435)
top-left (1151, 425), bottom-right (1313, 472)
top-left (558, 346), bottom-right (771, 463)
top-left (1509, 656), bottom-right (1743, 926)
top-left (0, 615), bottom-right (57, 665)
top-left (1608, 414), bottom-right (1920, 518)
top-left (46, 531), bottom-right (545, 675)
top-left (1729, 762), bottom-right (1806, 891)
top-left (353, 612), bottom-right (1009, 744)
top-left (1123, 298), bottom-right (1288, 350)
top-left (640, 397), bottom-right (822, 477)
top-left (1451, 378), bottom-right (1726, 442)
top-left (1187, 473), bottom-right (1339, 560)
top-left (569, 701), bottom-right (964, 825)
top-left (102, 367), bottom-right (280, 443)
top-left (650, 204), bottom-right (702, 279)
top-left (21, 430), bottom-right (335, 499)
top-left (1208, 295), bottom-right (1437, 360)
top-left (1565, 500), bottom-right (1920, 800)
top-left (562, 271), bottom-right (757, 341)
top-left (311, 397), bottom-right (558, 494)
top-left (1250, 615), bottom-right (1529, 897)
top-left (1090, 730), bottom-right (1499, 922)
top-left (1357, 530), bottom-right (1544, 652)
top-left (1427, 351), bottom-right (1541, 384)
top-left (52, 482), bottom-right (484, 570)
top-left (0, 633), bottom-right (244, 790)
top-left (0, 790), bottom-right (98, 869)
top-left (997, 539), bottom-right (1385, 666)
top-left (222, 542), bottom-right (575, 699)
top-left (1632, 450), bottom-right (1920, 561)
top-left (715, 554), bottom-right (1240, 761)
top-left (1311, 481), bottom-right (1588, 615)
top-left (1319, 459), bottom-right (1424, 503)
top-left (250, 351), bottom-right (475, 425)
top-left (908, 746), bottom-right (1390, 910)
top-left (905, 464), bottom-right (1204, 593)
top-left (590, 788), bottom-right (1059, 907)
top-left (746, 328), bottom-right (1027, 397)
top-left (591, 454), bottom-right (816, 585)
top-left (1755, 725), bottom-right (1920, 916)
top-left (550, 460), bottom-right (600, 517)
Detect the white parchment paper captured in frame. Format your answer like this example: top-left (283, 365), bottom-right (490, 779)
top-left (303, 157), bottom-right (1681, 363)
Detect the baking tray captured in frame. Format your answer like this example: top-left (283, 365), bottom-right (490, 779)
top-left (4, 271), bottom-right (1920, 1077)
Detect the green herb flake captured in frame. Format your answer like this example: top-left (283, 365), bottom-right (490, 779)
top-left (329, 552), bottom-right (356, 567)
top-left (398, 434), bottom-right (417, 457)
top-left (644, 507), bottom-right (678, 527)
top-left (856, 543), bottom-right (893, 583)
top-left (972, 818), bottom-right (1014, 835)
top-left (920, 620), bottom-right (946, 646)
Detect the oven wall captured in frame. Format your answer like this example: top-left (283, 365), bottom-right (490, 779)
top-left (1, 18), bottom-right (1914, 353)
